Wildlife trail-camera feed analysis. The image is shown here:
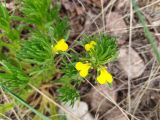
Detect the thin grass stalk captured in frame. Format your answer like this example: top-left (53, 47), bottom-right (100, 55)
top-left (0, 85), bottom-right (50, 120)
top-left (131, 0), bottom-right (160, 63)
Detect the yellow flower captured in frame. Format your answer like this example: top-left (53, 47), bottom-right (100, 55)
top-left (84, 41), bottom-right (96, 51)
top-left (52, 39), bottom-right (68, 52)
top-left (75, 62), bottom-right (91, 77)
top-left (96, 67), bottom-right (113, 84)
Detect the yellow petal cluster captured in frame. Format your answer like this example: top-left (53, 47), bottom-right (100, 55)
top-left (75, 62), bottom-right (91, 77)
top-left (84, 41), bottom-right (96, 51)
top-left (52, 39), bottom-right (68, 52)
top-left (96, 67), bottom-right (113, 85)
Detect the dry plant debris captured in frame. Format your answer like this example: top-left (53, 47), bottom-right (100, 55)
top-left (83, 84), bottom-right (117, 115)
top-left (106, 12), bottom-right (128, 44)
top-left (119, 47), bottom-right (145, 79)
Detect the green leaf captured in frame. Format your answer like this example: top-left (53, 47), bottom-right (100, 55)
top-left (57, 85), bottom-right (80, 106)
top-left (17, 32), bottom-right (53, 64)
top-left (21, 0), bottom-right (51, 25)
top-left (17, 32), bottom-right (55, 80)
top-left (0, 60), bottom-right (29, 92)
top-left (0, 4), bottom-right (10, 31)
top-left (83, 34), bottom-right (118, 67)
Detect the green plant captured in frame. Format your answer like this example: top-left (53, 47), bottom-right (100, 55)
top-left (17, 32), bottom-right (55, 83)
top-left (82, 34), bottom-right (118, 67)
top-left (0, 0), bottom-right (69, 119)
top-left (74, 34), bottom-right (118, 85)
top-left (0, 60), bottom-right (29, 92)
top-left (0, 0), bottom-right (118, 119)
top-left (57, 86), bottom-right (80, 106)
top-left (0, 102), bottom-right (13, 114)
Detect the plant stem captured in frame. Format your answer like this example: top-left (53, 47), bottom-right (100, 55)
top-left (0, 85), bottom-right (50, 120)
top-left (131, 0), bottom-right (160, 63)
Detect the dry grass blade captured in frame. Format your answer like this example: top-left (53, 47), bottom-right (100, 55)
top-left (131, 59), bottom-right (159, 119)
top-left (85, 79), bottom-right (141, 120)
top-left (0, 88), bottom-right (21, 120)
top-left (128, 0), bottom-right (133, 113)
top-left (0, 113), bottom-right (12, 120)
top-left (28, 84), bottom-right (81, 120)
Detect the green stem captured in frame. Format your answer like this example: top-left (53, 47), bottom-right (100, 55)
top-left (131, 0), bottom-right (160, 63)
top-left (0, 85), bottom-right (50, 120)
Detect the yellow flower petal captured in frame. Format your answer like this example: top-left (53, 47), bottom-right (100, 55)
top-left (90, 41), bottom-right (96, 46)
top-left (97, 75), bottom-right (107, 84)
top-left (79, 70), bottom-right (88, 77)
top-left (96, 67), bottom-right (113, 84)
top-left (75, 62), bottom-right (83, 70)
top-left (105, 72), bottom-right (113, 84)
top-left (75, 62), bottom-right (91, 77)
top-left (75, 62), bottom-right (90, 70)
top-left (84, 41), bottom-right (96, 51)
top-left (53, 39), bottom-right (68, 52)
top-left (85, 44), bottom-right (92, 51)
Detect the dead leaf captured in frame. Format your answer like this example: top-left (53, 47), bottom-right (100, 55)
top-left (76, 6), bottom-right (85, 15)
top-left (115, 0), bottom-right (130, 11)
top-left (106, 12), bottom-right (128, 44)
top-left (103, 108), bottom-right (128, 120)
top-left (83, 84), bottom-right (117, 116)
top-left (118, 47), bottom-right (145, 79)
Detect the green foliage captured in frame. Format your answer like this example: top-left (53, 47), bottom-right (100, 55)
top-left (21, 0), bottom-right (52, 26)
top-left (55, 62), bottom-right (81, 105)
top-left (0, 0), bottom-right (69, 94)
top-left (21, 0), bottom-right (69, 40)
top-left (17, 33), bottom-right (53, 64)
top-left (59, 115), bottom-right (67, 120)
top-left (0, 0), bottom-right (118, 119)
top-left (57, 85), bottom-right (80, 106)
top-left (0, 4), bottom-right (10, 32)
top-left (82, 34), bottom-right (118, 67)
top-left (0, 103), bottom-right (14, 114)
top-left (92, 35), bottom-right (118, 66)
top-left (33, 94), bottom-right (58, 120)
top-left (2, 86), bottom-right (49, 120)
top-left (49, 17), bottom-right (69, 40)
top-left (0, 60), bottom-right (29, 92)
top-left (0, 3), bottom-right (20, 40)
top-left (0, 0), bottom-right (71, 118)
top-left (0, 4), bottom-right (20, 53)
top-left (17, 32), bottom-right (56, 80)
top-left (60, 62), bottom-right (80, 83)
top-left (0, 0), bottom-right (72, 119)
